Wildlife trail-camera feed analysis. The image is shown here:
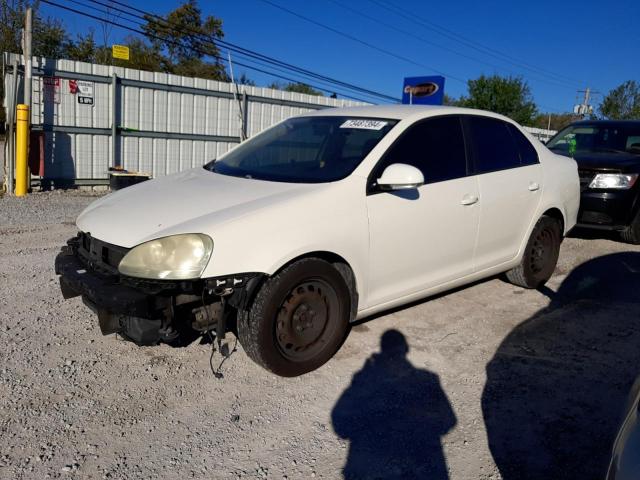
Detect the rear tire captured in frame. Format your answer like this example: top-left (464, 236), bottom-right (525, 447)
top-left (237, 258), bottom-right (351, 377)
top-left (506, 215), bottom-right (562, 289)
top-left (621, 211), bottom-right (640, 244)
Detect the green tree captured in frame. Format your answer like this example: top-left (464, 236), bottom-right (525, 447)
top-left (443, 93), bottom-right (460, 106)
top-left (599, 80), bottom-right (640, 120)
top-left (458, 75), bottom-right (537, 125)
top-left (98, 36), bottom-right (169, 72)
top-left (237, 73), bottom-right (255, 86)
top-left (142, 0), bottom-right (228, 81)
top-left (268, 81), bottom-right (323, 97)
top-left (64, 31), bottom-right (98, 63)
top-left (531, 112), bottom-right (578, 131)
top-left (1, 0), bottom-right (71, 127)
top-left (1, 0), bottom-right (69, 58)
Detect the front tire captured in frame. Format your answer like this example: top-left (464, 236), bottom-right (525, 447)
top-left (621, 211), bottom-right (640, 244)
top-left (237, 258), bottom-right (351, 377)
top-left (506, 215), bottom-right (562, 289)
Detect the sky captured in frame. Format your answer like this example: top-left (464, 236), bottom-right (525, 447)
top-left (43, 0), bottom-right (640, 113)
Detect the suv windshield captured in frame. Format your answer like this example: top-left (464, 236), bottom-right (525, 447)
top-left (205, 116), bottom-right (398, 183)
top-left (547, 123), bottom-right (640, 156)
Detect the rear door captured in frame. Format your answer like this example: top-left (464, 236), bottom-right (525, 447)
top-left (365, 115), bottom-right (480, 307)
top-left (463, 116), bottom-right (543, 271)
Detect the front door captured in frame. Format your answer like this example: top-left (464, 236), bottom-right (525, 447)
top-left (365, 115), bottom-right (480, 308)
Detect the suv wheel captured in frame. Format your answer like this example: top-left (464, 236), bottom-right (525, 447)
top-left (621, 212), bottom-right (640, 244)
top-left (237, 258), bottom-right (351, 377)
top-left (506, 215), bottom-right (562, 289)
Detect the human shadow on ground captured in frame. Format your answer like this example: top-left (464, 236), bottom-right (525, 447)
top-left (482, 252), bottom-right (640, 479)
top-left (332, 330), bottom-right (456, 480)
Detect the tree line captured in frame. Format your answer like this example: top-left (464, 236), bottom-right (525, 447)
top-left (1, 0), bottom-right (638, 131)
top-left (445, 75), bottom-right (640, 130)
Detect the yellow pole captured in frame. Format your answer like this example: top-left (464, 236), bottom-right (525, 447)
top-left (15, 104), bottom-right (29, 197)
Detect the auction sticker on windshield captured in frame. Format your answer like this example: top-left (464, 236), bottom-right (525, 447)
top-left (340, 119), bottom-right (388, 130)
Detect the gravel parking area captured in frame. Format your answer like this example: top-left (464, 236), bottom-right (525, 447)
top-left (1, 191), bottom-right (640, 480)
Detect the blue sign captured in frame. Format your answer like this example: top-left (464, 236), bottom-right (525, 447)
top-left (402, 76), bottom-right (446, 105)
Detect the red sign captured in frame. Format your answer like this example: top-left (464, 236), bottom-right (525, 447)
top-left (43, 76), bottom-right (60, 104)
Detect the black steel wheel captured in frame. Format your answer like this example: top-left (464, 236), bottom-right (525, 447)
top-left (237, 258), bottom-right (351, 377)
top-left (275, 279), bottom-right (341, 362)
top-left (506, 215), bottom-right (562, 289)
top-left (529, 226), bottom-right (555, 275)
top-left (621, 211), bottom-right (640, 244)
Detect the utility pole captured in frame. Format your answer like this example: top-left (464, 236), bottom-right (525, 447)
top-left (582, 87), bottom-right (591, 110)
top-left (24, 7), bottom-right (32, 108)
top-left (574, 87), bottom-right (600, 118)
top-left (15, 6), bottom-right (33, 196)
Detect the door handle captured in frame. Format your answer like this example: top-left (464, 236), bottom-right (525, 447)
top-left (528, 182), bottom-right (540, 191)
top-left (461, 194), bottom-right (479, 206)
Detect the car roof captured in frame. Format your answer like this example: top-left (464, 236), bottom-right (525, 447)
top-left (571, 119), bottom-right (640, 127)
top-left (300, 104), bottom-right (518, 124)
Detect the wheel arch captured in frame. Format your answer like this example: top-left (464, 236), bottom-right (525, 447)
top-left (514, 205), bottom-right (567, 265)
top-left (269, 250), bottom-right (359, 321)
top-left (542, 207), bottom-right (565, 234)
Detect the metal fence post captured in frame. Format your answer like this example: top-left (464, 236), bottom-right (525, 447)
top-left (242, 92), bottom-right (249, 141)
top-left (111, 72), bottom-right (119, 168)
top-left (6, 57), bottom-right (19, 195)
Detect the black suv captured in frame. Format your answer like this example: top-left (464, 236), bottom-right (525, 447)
top-left (547, 120), bottom-right (640, 243)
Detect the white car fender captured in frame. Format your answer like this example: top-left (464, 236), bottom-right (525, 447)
top-left (199, 176), bottom-right (370, 301)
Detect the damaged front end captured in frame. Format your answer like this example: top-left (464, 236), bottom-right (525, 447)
top-left (54, 233), bottom-right (264, 346)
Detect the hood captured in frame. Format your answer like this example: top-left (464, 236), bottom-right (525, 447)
top-left (570, 151), bottom-right (640, 172)
top-left (77, 168), bottom-right (318, 247)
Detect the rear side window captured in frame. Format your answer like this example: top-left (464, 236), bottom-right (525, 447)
top-left (465, 116), bottom-right (520, 174)
top-left (375, 116), bottom-right (467, 185)
top-left (508, 124), bottom-right (539, 166)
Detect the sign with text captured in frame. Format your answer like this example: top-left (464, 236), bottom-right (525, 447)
top-left (112, 44), bottom-right (130, 61)
top-left (402, 76), bottom-right (445, 105)
top-left (43, 76), bottom-right (60, 104)
top-left (69, 79), bottom-right (95, 105)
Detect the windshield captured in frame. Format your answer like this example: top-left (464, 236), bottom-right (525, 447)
top-left (204, 116), bottom-right (398, 183)
top-left (547, 124), bottom-right (640, 156)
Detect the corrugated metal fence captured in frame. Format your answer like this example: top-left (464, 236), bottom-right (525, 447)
top-left (2, 52), bottom-right (364, 185)
top-left (3, 52), bottom-right (557, 187)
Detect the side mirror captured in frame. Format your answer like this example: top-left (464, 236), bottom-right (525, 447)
top-left (376, 163), bottom-right (424, 191)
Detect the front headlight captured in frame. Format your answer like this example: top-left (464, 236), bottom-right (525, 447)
top-left (589, 173), bottom-right (638, 190)
top-left (118, 234), bottom-right (213, 280)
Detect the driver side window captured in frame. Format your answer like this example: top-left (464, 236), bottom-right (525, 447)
top-left (373, 116), bottom-right (468, 186)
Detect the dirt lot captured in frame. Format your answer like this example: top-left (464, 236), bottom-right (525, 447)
top-left (1, 191), bottom-right (639, 480)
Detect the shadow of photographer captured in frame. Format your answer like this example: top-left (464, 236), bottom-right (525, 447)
top-left (332, 329), bottom-right (456, 479)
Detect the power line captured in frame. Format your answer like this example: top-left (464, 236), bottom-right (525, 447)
top-left (366, 0), bottom-right (587, 89)
top-left (327, 0), bottom-right (581, 92)
top-left (83, 0), bottom-right (400, 102)
top-left (40, 0), bottom-right (396, 103)
top-left (257, 0), bottom-right (468, 84)
top-left (42, 0), bottom-right (379, 103)
top-left (71, 0), bottom-right (392, 102)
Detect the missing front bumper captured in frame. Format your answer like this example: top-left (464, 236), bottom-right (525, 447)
top-left (54, 241), bottom-right (265, 346)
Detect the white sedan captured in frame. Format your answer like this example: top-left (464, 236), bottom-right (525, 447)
top-left (55, 105), bottom-right (579, 376)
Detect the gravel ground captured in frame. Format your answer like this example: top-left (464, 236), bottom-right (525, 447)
top-left (1, 191), bottom-right (639, 480)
